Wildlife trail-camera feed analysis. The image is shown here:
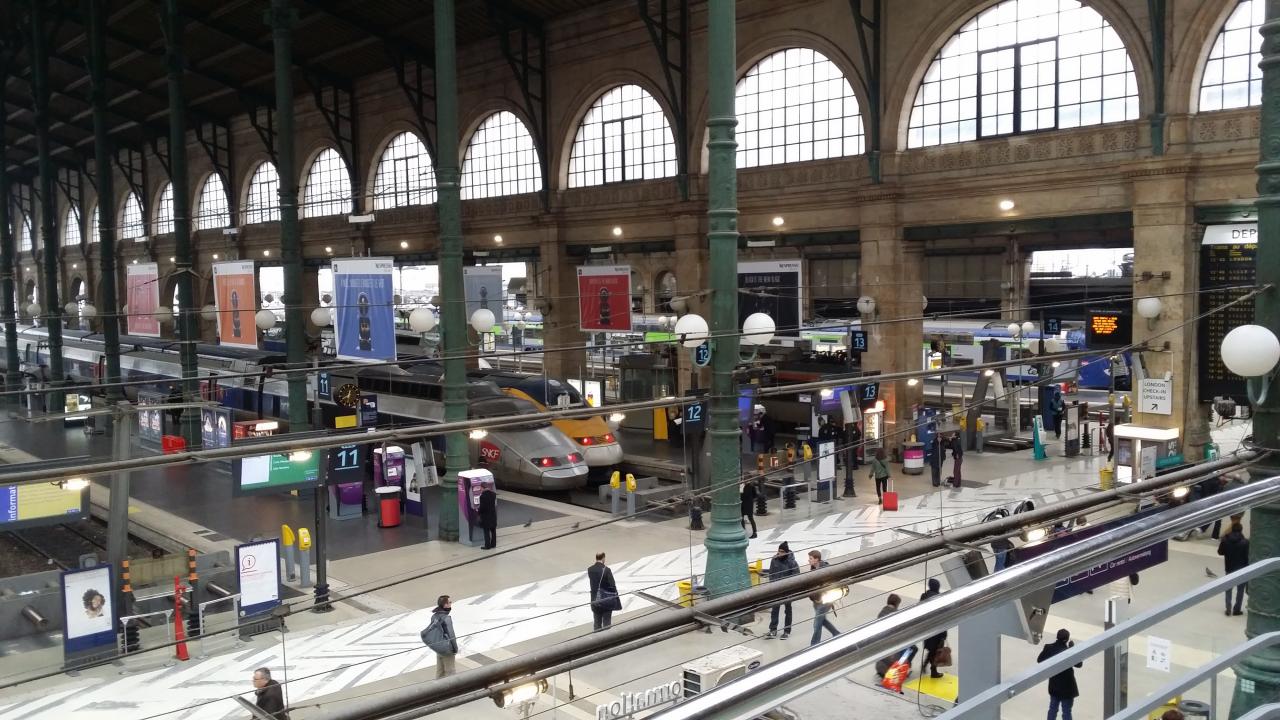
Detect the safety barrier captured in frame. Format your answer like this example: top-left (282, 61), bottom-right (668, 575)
top-left (196, 594), bottom-right (242, 659)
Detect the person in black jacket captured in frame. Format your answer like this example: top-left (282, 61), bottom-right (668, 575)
top-left (1037, 628), bottom-right (1082, 720)
top-left (251, 667), bottom-right (290, 719)
top-left (1218, 522), bottom-right (1250, 616)
top-left (919, 578), bottom-right (947, 678)
top-left (477, 484), bottom-right (498, 550)
top-left (587, 552), bottom-right (622, 631)
top-left (766, 542), bottom-right (799, 639)
top-left (740, 482), bottom-right (759, 539)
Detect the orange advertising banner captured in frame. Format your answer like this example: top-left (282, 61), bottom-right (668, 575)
top-left (213, 261), bottom-right (257, 348)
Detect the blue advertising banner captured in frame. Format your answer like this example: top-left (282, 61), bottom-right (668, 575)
top-left (1015, 509), bottom-right (1169, 602)
top-left (359, 395), bottom-right (379, 427)
top-left (332, 258), bottom-right (396, 362)
top-left (62, 565), bottom-right (116, 654)
top-left (200, 407), bottom-right (232, 449)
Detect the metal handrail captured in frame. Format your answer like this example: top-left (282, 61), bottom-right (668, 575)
top-left (1107, 633), bottom-right (1280, 720)
top-left (1239, 705), bottom-right (1280, 720)
top-left (938, 559), bottom-right (1280, 718)
top-left (647, 477), bottom-right (1280, 720)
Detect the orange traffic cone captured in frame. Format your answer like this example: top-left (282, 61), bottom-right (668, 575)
top-left (173, 576), bottom-right (189, 661)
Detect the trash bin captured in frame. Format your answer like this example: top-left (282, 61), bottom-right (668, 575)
top-left (1099, 467), bottom-right (1114, 490)
top-left (1177, 700), bottom-right (1210, 719)
top-left (902, 442), bottom-right (924, 475)
top-left (161, 435), bottom-right (187, 454)
top-left (376, 485), bottom-right (402, 528)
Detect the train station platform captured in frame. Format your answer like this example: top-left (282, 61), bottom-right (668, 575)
top-left (0, 417), bottom-right (1252, 719)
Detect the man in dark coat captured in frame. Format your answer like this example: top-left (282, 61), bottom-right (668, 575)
top-left (919, 578), bottom-right (947, 678)
top-left (927, 432), bottom-right (942, 487)
top-left (1037, 628), bottom-right (1082, 720)
top-left (587, 552), bottom-right (622, 631)
top-left (1218, 522), bottom-right (1250, 616)
top-left (251, 667), bottom-right (290, 719)
top-left (477, 484), bottom-right (498, 550)
top-left (766, 542), bottom-right (799, 638)
top-left (949, 432), bottom-right (964, 487)
top-left (740, 482), bottom-right (759, 538)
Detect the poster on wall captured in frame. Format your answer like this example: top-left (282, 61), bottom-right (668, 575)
top-left (61, 565), bottom-right (115, 653)
top-left (200, 406), bottom-right (232, 449)
top-left (125, 262), bottom-right (161, 337)
top-left (236, 539), bottom-right (282, 617)
top-left (738, 260), bottom-right (802, 337)
top-left (577, 265), bottom-right (632, 332)
top-left (464, 266), bottom-right (504, 321)
top-left (212, 260), bottom-right (257, 348)
top-left (332, 258), bottom-right (396, 362)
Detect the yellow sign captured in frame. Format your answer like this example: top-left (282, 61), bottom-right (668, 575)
top-left (335, 415), bottom-right (357, 429)
top-left (298, 528), bottom-right (312, 550)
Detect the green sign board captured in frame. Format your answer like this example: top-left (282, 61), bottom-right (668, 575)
top-left (234, 452), bottom-right (322, 495)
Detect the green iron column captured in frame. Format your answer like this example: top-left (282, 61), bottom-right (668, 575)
top-left (1230, 1), bottom-right (1280, 715)
top-left (702, 0), bottom-right (749, 598)
top-left (435, 0), bottom-right (462, 542)
top-left (30, 0), bottom-right (65, 406)
top-left (0, 68), bottom-right (19, 400)
top-left (89, 0), bottom-right (122, 402)
top-left (269, 0), bottom-right (310, 436)
top-left (165, 0), bottom-right (199, 445)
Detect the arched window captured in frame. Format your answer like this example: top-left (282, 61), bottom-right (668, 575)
top-left (88, 205), bottom-right (100, 243)
top-left (373, 132), bottom-right (436, 209)
top-left (195, 173), bottom-right (231, 230)
top-left (461, 111), bottom-right (543, 200)
top-left (907, 0), bottom-right (1138, 148)
top-left (63, 206), bottom-right (81, 247)
top-left (736, 48), bottom-right (864, 168)
top-left (301, 147), bottom-right (353, 218)
top-left (568, 84), bottom-right (677, 187)
top-left (154, 183), bottom-right (174, 235)
top-left (1199, 0), bottom-right (1263, 111)
top-left (120, 192), bottom-right (145, 241)
top-left (244, 162), bottom-right (281, 225)
top-left (18, 215), bottom-right (31, 251)
top-left (655, 270), bottom-right (678, 313)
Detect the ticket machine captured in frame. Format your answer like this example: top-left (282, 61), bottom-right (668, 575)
top-left (458, 469), bottom-right (494, 547)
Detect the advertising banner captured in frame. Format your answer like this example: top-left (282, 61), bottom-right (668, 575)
top-left (738, 260), bottom-right (802, 337)
top-left (136, 389), bottom-right (166, 443)
top-left (212, 260), bottom-right (257, 348)
top-left (125, 262), bottom-right (161, 337)
top-left (236, 539), bottom-right (281, 617)
top-left (1015, 509), bottom-right (1168, 602)
top-left (332, 258), bottom-right (396, 362)
top-left (576, 265), bottom-right (632, 332)
top-left (464, 266), bottom-right (504, 321)
top-left (200, 406), bottom-right (232, 449)
top-left (62, 565), bottom-right (115, 653)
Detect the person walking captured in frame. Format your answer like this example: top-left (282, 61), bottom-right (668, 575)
top-left (1218, 522), bottom-right (1250, 616)
top-left (1037, 628), bottom-right (1082, 720)
top-left (878, 593), bottom-right (901, 619)
top-left (919, 578), bottom-right (947, 678)
top-left (869, 448), bottom-right (891, 504)
top-left (588, 552), bottom-right (622, 631)
top-left (477, 484), bottom-right (498, 550)
top-left (766, 542), bottom-right (799, 639)
top-left (949, 432), bottom-right (964, 487)
top-left (740, 481), bottom-right (759, 539)
top-left (421, 595), bottom-right (459, 678)
top-left (807, 550), bottom-right (840, 645)
top-left (1051, 390), bottom-right (1066, 439)
top-left (250, 667), bottom-right (290, 719)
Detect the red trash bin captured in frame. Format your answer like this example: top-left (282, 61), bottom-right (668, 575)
top-left (375, 485), bottom-right (402, 528)
top-left (161, 435), bottom-right (186, 454)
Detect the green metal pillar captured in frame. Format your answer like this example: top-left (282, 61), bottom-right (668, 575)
top-left (434, 0), bottom-right (463, 542)
top-left (268, 0), bottom-right (310, 436)
top-left (30, 0), bottom-right (66, 407)
top-left (1230, 1), bottom-right (1280, 715)
top-left (702, 0), bottom-right (749, 598)
top-left (0, 64), bottom-right (19, 401)
top-left (1148, 0), bottom-right (1167, 156)
top-left (165, 0), bottom-right (199, 445)
top-left (89, 0), bottom-right (123, 402)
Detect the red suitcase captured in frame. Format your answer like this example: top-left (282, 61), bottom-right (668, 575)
top-left (882, 484), bottom-right (898, 511)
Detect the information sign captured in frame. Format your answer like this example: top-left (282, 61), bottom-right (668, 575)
top-left (317, 372), bottom-right (332, 401)
top-left (136, 390), bottom-right (165, 443)
top-left (1015, 509), bottom-right (1168, 601)
top-left (233, 452), bottom-right (322, 495)
top-left (1084, 308), bottom-right (1132, 349)
top-left (1045, 317), bottom-right (1062, 335)
top-left (849, 329), bottom-right (868, 353)
top-left (236, 539), bottom-right (281, 616)
top-left (693, 342), bottom-right (711, 367)
top-left (1199, 224), bottom-right (1256, 403)
top-left (1139, 378), bottom-right (1172, 415)
top-left (738, 260), bottom-right (802, 337)
top-left (62, 565), bottom-right (115, 653)
top-left (0, 481), bottom-right (86, 530)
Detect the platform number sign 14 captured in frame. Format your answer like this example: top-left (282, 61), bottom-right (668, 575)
top-left (693, 342), bottom-right (711, 367)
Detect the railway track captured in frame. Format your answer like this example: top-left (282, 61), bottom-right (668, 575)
top-left (0, 518), bottom-right (164, 579)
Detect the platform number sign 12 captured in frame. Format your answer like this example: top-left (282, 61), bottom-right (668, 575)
top-left (693, 342), bottom-right (712, 367)
top-left (685, 402), bottom-right (704, 426)
top-left (849, 330), bottom-right (868, 353)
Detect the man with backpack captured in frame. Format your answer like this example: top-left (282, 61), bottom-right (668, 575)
top-left (421, 595), bottom-right (458, 678)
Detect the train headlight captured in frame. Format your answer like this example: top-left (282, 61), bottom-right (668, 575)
top-left (578, 436), bottom-right (593, 446)
top-left (567, 452), bottom-right (583, 464)
top-left (534, 457), bottom-right (558, 468)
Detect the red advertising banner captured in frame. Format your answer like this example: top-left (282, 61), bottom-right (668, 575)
top-left (125, 262), bottom-right (160, 337)
top-left (213, 261), bottom-right (257, 348)
top-left (576, 265), bottom-right (631, 333)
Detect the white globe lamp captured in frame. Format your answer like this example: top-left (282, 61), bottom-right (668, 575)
top-left (741, 312), bottom-right (775, 347)
top-left (1006, 322), bottom-right (1021, 338)
top-left (1221, 324), bottom-right (1280, 378)
top-left (673, 313), bottom-right (709, 348)
top-left (310, 307), bottom-right (333, 328)
top-left (154, 307), bottom-right (174, 323)
top-left (26, 303), bottom-right (40, 319)
top-left (81, 304), bottom-right (97, 319)
top-left (922, 295), bottom-right (929, 312)
top-left (409, 307), bottom-right (438, 333)
top-left (200, 304), bottom-right (217, 322)
top-left (1135, 296), bottom-right (1163, 319)
top-left (1020, 321), bottom-right (1035, 337)
top-left (856, 296), bottom-right (876, 316)
top-left (255, 309), bottom-right (277, 331)
top-left (63, 301), bottom-right (77, 315)
top-left (470, 308), bottom-right (496, 334)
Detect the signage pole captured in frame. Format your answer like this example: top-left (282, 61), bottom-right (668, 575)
top-left (106, 401), bottom-right (132, 614)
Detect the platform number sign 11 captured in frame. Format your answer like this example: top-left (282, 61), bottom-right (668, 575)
top-left (849, 330), bottom-right (868, 353)
top-left (317, 372), bottom-right (332, 401)
top-left (693, 342), bottom-right (711, 367)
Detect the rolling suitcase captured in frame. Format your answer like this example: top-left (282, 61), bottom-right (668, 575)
top-left (882, 477), bottom-right (898, 511)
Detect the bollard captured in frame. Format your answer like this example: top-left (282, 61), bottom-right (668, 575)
top-left (755, 483), bottom-right (768, 516)
top-left (610, 471), bottom-right (621, 515)
top-left (280, 525), bottom-right (297, 582)
top-left (173, 576), bottom-right (189, 662)
top-left (123, 619), bottom-right (141, 653)
top-left (186, 549), bottom-right (200, 638)
top-left (689, 503), bottom-right (704, 530)
top-left (783, 485), bottom-right (797, 509)
top-left (297, 528), bottom-right (313, 588)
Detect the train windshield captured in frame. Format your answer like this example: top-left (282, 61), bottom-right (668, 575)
top-left (514, 378), bottom-right (584, 408)
top-left (469, 397), bottom-right (552, 429)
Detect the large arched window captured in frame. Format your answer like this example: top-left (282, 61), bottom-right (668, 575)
top-left (195, 173), bottom-right (231, 230)
top-left (1199, 0), bottom-right (1263, 111)
top-left (907, 0), bottom-right (1138, 148)
top-left (301, 147), bottom-right (352, 218)
top-left (88, 205), bottom-right (100, 243)
top-left (63, 206), bottom-right (81, 247)
top-left (736, 48), bottom-right (864, 168)
top-left (568, 84), bottom-right (677, 187)
top-left (120, 192), bottom-right (145, 241)
top-left (154, 183), bottom-right (174, 235)
top-left (244, 162), bottom-right (281, 225)
top-left (461, 111), bottom-right (543, 200)
top-left (18, 214), bottom-right (32, 251)
top-left (373, 132), bottom-right (436, 209)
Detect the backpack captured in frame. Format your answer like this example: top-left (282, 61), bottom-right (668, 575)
top-left (421, 613), bottom-right (454, 655)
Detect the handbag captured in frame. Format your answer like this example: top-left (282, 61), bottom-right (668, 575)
top-left (934, 645), bottom-right (953, 667)
top-left (592, 588), bottom-right (622, 612)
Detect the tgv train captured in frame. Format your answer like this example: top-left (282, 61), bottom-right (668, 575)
top-left (9, 326), bottom-right (589, 491)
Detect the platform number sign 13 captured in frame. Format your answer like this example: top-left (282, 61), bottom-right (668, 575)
top-left (849, 330), bottom-right (868, 353)
top-left (693, 342), bottom-right (711, 367)
top-left (861, 383), bottom-right (880, 402)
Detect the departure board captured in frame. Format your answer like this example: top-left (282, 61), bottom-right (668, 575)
top-left (1199, 225), bottom-right (1256, 403)
top-left (1085, 308), bottom-right (1131, 349)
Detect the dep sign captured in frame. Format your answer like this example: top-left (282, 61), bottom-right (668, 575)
top-left (1139, 378), bottom-right (1172, 416)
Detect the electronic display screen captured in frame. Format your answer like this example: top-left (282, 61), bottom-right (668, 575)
top-left (233, 452), bottom-right (322, 495)
top-left (1199, 230), bottom-right (1256, 403)
top-left (1085, 309), bottom-right (1132, 349)
top-left (0, 482), bottom-right (86, 530)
